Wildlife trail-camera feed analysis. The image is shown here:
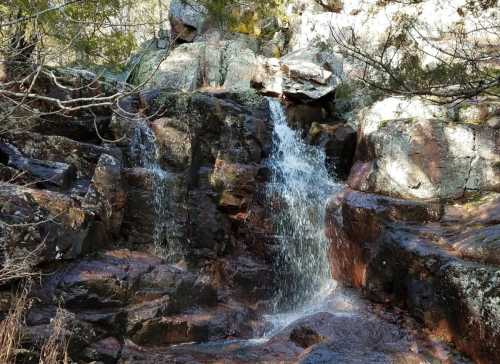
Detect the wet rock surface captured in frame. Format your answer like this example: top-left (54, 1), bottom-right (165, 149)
top-left (326, 189), bottom-right (500, 363)
top-left (325, 95), bottom-right (500, 362)
top-left (0, 89), bottom-right (278, 362)
top-left (116, 289), bottom-right (471, 363)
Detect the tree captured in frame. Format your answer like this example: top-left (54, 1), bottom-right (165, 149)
top-left (0, 0), bottom-right (170, 135)
top-left (193, 0), bottom-right (286, 34)
top-left (329, 1), bottom-right (500, 105)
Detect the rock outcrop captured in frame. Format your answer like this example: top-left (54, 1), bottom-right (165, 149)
top-left (131, 39), bottom-right (259, 91)
top-left (326, 96), bottom-right (500, 363)
top-left (252, 47), bottom-right (341, 101)
top-left (348, 97), bottom-right (500, 200)
top-left (0, 85), bottom-right (276, 361)
top-left (169, 0), bottom-right (207, 42)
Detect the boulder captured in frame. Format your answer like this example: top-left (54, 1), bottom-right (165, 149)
top-left (138, 43), bottom-right (202, 90)
top-left (350, 97), bottom-right (500, 200)
top-left (38, 250), bottom-right (162, 309)
top-left (132, 40), bottom-right (258, 91)
top-left (1, 131), bottom-right (122, 180)
top-left (222, 41), bottom-right (259, 90)
top-left (252, 47), bottom-right (341, 101)
top-left (0, 143), bottom-right (76, 188)
top-left (169, 0), bottom-right (207, 42)
top-left (0, 184), bottom-right (90, 265)
top-left (129, 304), bottom-right (258, 346)
top-left (326, 189), bottom-right (500, 363)
top-left (134, 264), bottom-right (218, 310)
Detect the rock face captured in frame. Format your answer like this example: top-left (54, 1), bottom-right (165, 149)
top-left (169, 0), bottom-right (207, 42)
top-left (0, 131), bottom-right (125, 267)
top-left (0, 83), bottom-right (276, 361)
top-left (308, 122), bottom-right (356, 179)
top-left (119, 91), bottom-right (274, 268)
top-left (252, 47), bottom-right (341, 101)
top-left (349, 97), bottom-right (500, 200)
top-left (132, 40), bottom-right (259, 91)
top-left (0, 184), bottom-right (89, 264)
top-left (326, 97), bottom-right (500, 363)
top-left (27, 249), bottom-right (261, 362)
top-left (326, 190), bottom-right (500, 363)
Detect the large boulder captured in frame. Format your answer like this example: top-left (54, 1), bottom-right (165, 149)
top-left (169, 0), bottom-right (207, 42)
top-left (349, 97), bottom-right (500, 200)
top-left (131, 40), bottom-right (258, 91)
top-left (252, 47), bottom-right (341, 101)
top-left (326, 189), bottom-right (500, 363)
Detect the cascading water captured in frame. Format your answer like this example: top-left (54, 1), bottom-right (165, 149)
top-left (129, 120), bottom-right (182, 262)
top-left (266, 98), bottom-right (341, 311)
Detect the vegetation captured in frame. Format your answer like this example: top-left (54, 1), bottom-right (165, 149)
top-left (0, 0), bottom-right (173, 136)
top-left (0, 283), bottom-right (30, 364)
top-left (193, 0), bottom-right (286, 36)
top-left (330, 4), bottom-right (500, 104)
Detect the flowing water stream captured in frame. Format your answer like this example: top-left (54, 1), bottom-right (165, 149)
top-left (266, 98), bottom-right (341, 312)
top-left (138, 100), bottom-right (470, 363)
top-left (129, 120), bottom-right (183, 262)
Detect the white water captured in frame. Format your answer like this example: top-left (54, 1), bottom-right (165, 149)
top-left (266, 98), bottom-right (342, 314)
top-left (129, 121), bottom-right (183, 262)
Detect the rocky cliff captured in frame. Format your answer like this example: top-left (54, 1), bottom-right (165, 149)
top-left (0, 0), bottom-right (499, 363)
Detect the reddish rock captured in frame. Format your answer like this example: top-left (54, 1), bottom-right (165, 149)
top-left (352, 113), bottom-right (500, 199)
top-left (129, 304), bottom-right (260, 346)
top-left (326, 189), bottom-right (500, 363)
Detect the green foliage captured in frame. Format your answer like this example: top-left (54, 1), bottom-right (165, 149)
top-left (1, 0), bottom-right (139, 68)
top-left (465, 0), bottom-right (498, 11)
top-left (391, 51), bottom-right (468, 92)
top-left (193, 0), bottom-right (286, 36)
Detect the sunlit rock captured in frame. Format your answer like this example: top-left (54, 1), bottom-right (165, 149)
top-left (350, 97), bottom-right (500, 200)
top-left (169, 0), bottom-right (207, 42)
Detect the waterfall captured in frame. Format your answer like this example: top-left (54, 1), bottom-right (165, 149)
top-left (267, 98), bottom-right (340, 311)
top-left (129, 121), bottom-right (182, 262)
